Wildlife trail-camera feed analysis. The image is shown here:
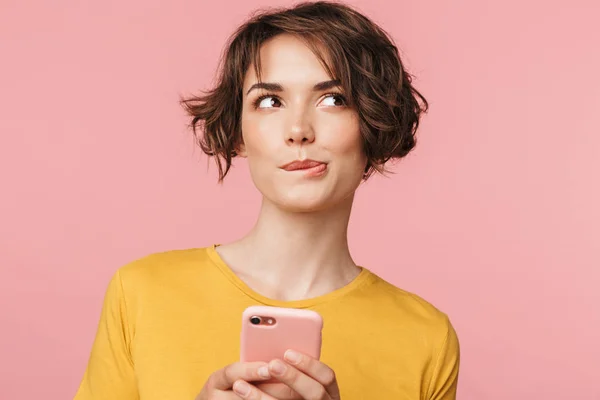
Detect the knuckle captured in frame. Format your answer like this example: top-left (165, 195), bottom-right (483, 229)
top-left (223, 364), bottom-right (233, 381)
top-left (291, 368), bottom-right (303, 384)
top-left (321, 368), bottom-right (336, 386)
top-left (308, 385), bottom-right (327, 400)
top-left (285, 368), bottom-right (300, 386)
top-left (225, 362), bottom-right (242, 382)
top-left (284, 385), bottom-right (297, 399)
top-left (205, 373), bottom-right (217, 389)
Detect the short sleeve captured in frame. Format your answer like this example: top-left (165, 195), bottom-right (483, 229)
top-left (426, 316), bottom-right (460, 400)
top-left (74, 270), bottom-right (139, 399)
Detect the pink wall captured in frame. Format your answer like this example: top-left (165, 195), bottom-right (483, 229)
top-left (1, 0), bottom-right (598, 398)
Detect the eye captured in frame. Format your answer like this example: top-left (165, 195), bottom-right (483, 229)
top-left (254, 95), bottom-right (282, 109)
top-left (319, 93), bottom-right (347, 107)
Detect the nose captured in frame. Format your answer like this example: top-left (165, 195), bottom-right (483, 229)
top-left (285, 109), bottom-right (315, 145)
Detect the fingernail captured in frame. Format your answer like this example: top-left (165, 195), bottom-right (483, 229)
top-left (258, 365), bottom-right (270, 378)
top-left (233, 381), bottom-right (250, 397)
top-left (270, 360), bottom-right (287, 375)
top-left (284, 349), bottom-right (301, 365)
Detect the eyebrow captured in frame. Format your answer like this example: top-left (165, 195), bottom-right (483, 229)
top-left (245, 79), bottom-right (342, 96)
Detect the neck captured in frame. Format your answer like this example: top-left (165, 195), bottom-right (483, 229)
top-left (220, 195), bottom-right (360, 300)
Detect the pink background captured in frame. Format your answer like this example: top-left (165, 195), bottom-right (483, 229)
top-left (1, 0), bottom-right (598, 399)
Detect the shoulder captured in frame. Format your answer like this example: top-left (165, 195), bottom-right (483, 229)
top-left (114, 246), bottom-right (214, 290)
top-left (361, 270), bottom-right (456, 339)
top-left (364, 276), bottom-right (461, 398)
top-left (360, 271), bottom-right (460, 374)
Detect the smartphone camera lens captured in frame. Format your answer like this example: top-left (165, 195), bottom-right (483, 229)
top-left (250, 316), bottom-right (261, 325)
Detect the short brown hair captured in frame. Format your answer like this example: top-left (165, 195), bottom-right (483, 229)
top-left (181, 0), bottom-right (428, 181)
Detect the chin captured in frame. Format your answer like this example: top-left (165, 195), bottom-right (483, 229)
top-left (252, 171), bottom-right (362, 213)
top-left (267, 183), bottom-right (357, 213)
top-left (274, 192), bottom-right (333, 213)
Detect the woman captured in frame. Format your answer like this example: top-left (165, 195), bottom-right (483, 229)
top-left (75, 1), bottom-right (460, 399)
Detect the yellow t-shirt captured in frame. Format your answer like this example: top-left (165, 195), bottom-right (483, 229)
top-left (75, 246), bottom-right (459, 400)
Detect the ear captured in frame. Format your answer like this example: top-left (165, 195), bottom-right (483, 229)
top-left (236, 141), bottom-right (247, 158)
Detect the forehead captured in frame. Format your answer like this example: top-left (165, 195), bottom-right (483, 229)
top-left (243, 34), bottom-right (334, 88)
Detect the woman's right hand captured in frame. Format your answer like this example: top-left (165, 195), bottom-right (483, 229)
top-left (195, 361), bottom-right (273, 399)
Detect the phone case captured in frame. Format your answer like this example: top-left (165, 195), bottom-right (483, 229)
top-left (240, 305), bottom-right (323, 362)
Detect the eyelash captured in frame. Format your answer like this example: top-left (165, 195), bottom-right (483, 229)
top-left (252, 92), bottom-right (347, 109)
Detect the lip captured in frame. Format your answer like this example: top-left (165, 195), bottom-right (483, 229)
top-left (280, 159), bottom-right (327, 171)
top-left (280, 159), bottom-right (328, 177)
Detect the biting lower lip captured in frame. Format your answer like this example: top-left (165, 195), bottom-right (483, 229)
top-left (292, 163), bottom-right (327, 176)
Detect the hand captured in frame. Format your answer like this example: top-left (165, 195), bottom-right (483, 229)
top-left (234, 350), bottom-right (341, 400)
top-left (195, 361), bottom-right (272, 400)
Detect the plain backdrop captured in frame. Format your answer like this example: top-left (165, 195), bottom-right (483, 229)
top-left (1, 0), bottom-right (599, 399)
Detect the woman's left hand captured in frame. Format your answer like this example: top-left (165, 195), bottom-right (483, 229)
top-left (233, 349), bottom-right (341, 400)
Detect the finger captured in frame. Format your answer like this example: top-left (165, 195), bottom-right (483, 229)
top-left (283, 350), bottom-right (340, 399)
top-left (232, 380), bottom-right (278, 400)
top-left (210, 362), bottom-right (271, 390)
top-left (256, 382), bottom-right (302, 399)
top-left (207, 390), bottom-right (243, 400)
top-left (268, 359), bottom-right (330, 400)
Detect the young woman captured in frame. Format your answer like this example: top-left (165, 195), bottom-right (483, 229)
top-left (75, 2), bottom-right (460, 399)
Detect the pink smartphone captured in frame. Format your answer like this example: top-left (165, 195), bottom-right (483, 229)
top-left (240, 305), bottom-right (323, 362)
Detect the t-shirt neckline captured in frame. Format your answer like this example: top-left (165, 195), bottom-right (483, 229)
top-left (205, 244), bottom-right (373, 309)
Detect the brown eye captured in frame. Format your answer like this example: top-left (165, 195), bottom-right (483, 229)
top-left (255, 95), bottom-right (282, 109)
top-left (320, 93), bottom-right (347, 107)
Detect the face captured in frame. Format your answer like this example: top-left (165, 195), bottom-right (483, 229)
top-left (239, 34), bottom-right (367, 212)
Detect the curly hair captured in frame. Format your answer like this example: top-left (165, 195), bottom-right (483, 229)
top-left (181, 0), bottom-right (428, 181)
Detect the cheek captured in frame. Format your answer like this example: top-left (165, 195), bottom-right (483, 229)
top-left (334, 132), bottom-right (363, 155)
top-left (320, 119), bottom-right (366, 166)
top-left (241, 114), bottom-right (282, 158)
